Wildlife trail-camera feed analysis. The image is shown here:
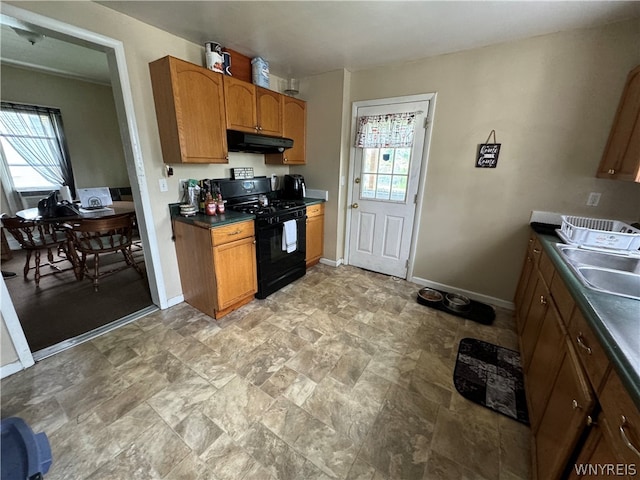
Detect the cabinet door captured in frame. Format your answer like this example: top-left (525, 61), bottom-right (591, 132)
top-left (256, 87), bottom-right (283, 136)
top-left (521, 273), bottom-right (550, 371)
top-left (535, 338), bottom-right (595, 480)
top-left (306, 213), bottom-right (324, 268)
top-left (213, 236), bottom-right (257, 310)
top-left (150, 56), bottom-right (228, 164)
top-left (526, 301), bottom-right (566, 432)
top-left (224, 76), bottom-right (258, 133)
top-left (597, 65), bottom-right (640, 182)
top-left (266, 96), bottom-right (306, 165)
top-left (568, 413), bottom-right (627, 479)
top-left (516, 238), bottom-right (543, 330)
top-left (599, 369), bottom-right (640, 469)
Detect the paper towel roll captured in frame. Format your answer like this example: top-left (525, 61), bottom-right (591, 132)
top-left (59, 185), bottom-right (72, 203)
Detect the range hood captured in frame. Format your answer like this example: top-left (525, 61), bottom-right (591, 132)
top-left (227, 130), bottom-right (293, 154)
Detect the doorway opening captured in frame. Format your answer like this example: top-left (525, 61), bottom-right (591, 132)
top-left (345, 94), bottom-right (436, 279)
top-left (0, 6), bottom-right (164, 364)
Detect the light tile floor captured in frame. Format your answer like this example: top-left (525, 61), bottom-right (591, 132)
top-left (1, 264), bottom-right (531, 480)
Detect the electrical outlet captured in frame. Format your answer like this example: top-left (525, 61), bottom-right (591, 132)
top-left (586, 192), bottom-right (601, 207)
top-left (159, 178), bottom-right (168, 192)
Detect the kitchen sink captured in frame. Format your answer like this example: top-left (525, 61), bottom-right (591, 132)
top-left (554, 244), bottom-right (640, 300)
top-left (577, 267), bottom-right (640, 300)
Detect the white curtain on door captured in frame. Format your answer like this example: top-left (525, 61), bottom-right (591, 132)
top-left (354, 112), bottom-right (419, 148)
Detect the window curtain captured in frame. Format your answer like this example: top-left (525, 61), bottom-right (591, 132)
top-left (355, 112), bottom-right (418, 148)
top-left (0, 102), bottom-right (76, 196)
top-left (0, 143), bottom-right (25, 213)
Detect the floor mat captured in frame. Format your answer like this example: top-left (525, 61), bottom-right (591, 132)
top-left (453, 337), bottom-right (529, 425)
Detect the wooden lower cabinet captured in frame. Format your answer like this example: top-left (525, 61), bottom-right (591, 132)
top-left (516, 231), bottom-right (639, 480)
top-left (525, 301), bottom-right (566, 431)
top-left (173, 219), bottom-right (257, 319)
top-left (599, 370), bottom-right (640, 471)
top-left (521, 273), bottom-right (550, 371)
top-left (534, 337), bottom-right (595, 479)
top-left (305, 203), bottom-right (324, 268)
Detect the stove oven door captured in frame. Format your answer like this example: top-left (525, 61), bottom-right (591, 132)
top-left (255, 213), bottom-right (306, 298)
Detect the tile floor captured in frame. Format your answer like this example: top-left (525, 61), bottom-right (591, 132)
top-left (1, 264), bottom-right (531, 480)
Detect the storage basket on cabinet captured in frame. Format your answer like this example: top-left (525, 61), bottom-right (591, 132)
top-left (558, 215), bottom-right (640, 251)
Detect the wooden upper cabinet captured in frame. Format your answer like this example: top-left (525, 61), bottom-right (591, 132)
top-left (256, 87), bottom-right (284, 136)
top-left (224, 76), bottom-right (258, 133)
top-left (224, 77), bottom-right (284, 136)
top-left (149, 56), bottom-right (228, 164)
top-left (266, 96), bottom-right (307, 165)
top-left (597, 65), bottom-right (640, 182)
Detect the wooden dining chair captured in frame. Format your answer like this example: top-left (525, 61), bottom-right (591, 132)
top-left (1, 216), bottom-right (74, 287)
top-left (64, 213), bottom-right (144, 292)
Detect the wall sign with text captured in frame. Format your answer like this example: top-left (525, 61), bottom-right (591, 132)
top-left (476, 130), bottom-right (501, 168)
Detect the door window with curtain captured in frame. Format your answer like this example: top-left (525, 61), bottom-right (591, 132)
top-left (0, 102), bottom-right (75, 199)
top-left (355, 112), bottom-right (417, 202)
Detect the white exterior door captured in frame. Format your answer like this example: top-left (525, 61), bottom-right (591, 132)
top-left (347, 100), bottom-right (429, 278)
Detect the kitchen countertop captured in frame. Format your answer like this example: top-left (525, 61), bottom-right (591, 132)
top-left (170, 198), bottom-right (324, 230)
top-left (537, 233), bottom-right (640, 409)
top-left (171, 207), bottom-right (255, 229)
top-left (303, 197), bottom-right (325, 205)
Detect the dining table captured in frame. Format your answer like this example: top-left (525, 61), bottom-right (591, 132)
top-left (15, 201), bottom-right (136, 221)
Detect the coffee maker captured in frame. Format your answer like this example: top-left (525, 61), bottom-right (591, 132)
top-left (283, 174), bottom-right (306, 200)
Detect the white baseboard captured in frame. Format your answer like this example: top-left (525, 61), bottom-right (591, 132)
top-left (410, 276), bottom-right (515, 311)
top-left (319, 257), bottom-right (343, 268)
top-left (1, 360), bottom-right (26, 379)
top-left (166, 295), bottom-right (185, 308)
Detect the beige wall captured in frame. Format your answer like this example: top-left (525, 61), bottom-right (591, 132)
top-left (1, 312), bottom-right (19, 367)
top-left (1, 65), bottom-right (129, 190)
top-left (347, 18), bottom-right (640, 301)
top-left (292, 69), bottom-right (352, 261)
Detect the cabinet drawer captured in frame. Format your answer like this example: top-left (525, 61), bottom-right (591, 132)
top-left (600, 370), bottom-right (640, 466)
top-left (306, 203), bottom-right (324, 217)
top-left (211, 220), bottom-right (255, 246)
top-left (550, 274), bottom-right (575, 325)
top-left (568, 309), bottom-right (610, 393)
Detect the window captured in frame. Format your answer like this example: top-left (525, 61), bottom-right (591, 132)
top-left (0, 102), bottom-right (75, 193)
top-left (355, 111), bottom-right (418, 203)
top-left (361, 147), bottom-right (411, 201)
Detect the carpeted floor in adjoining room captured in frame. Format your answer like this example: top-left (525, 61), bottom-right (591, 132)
top-left (2, 246), bottom-right (152, 352)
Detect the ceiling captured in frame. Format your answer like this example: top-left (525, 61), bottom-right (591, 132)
top-left (1, 1), bottom-right (639, 84)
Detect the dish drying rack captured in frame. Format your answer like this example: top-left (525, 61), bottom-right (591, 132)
top-left (556, 215), bottom-right (640, 255)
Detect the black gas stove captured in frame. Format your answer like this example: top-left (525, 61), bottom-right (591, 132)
top-left (212, 177), bottom-right (307, 299)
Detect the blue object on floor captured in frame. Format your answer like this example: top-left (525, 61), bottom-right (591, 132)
top-left (1, 417), bottom-right (52, 480)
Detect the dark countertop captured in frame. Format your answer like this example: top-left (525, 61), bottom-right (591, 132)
top-left (170, 198), bottom-right (324, 230)
top-left (303, 197), bottom-right (325, 205)
top-left (537, 233), bottom-right (640, 409)
top-left (171, 208), bottom-right (255, 229)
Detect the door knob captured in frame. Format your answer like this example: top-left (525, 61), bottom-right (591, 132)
top-left (355, 177), bottom-right (361, 184)
top-left (352, 203), bottom-right (359, 209)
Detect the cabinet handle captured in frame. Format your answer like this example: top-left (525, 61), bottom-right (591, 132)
top-left (572, 399), bottom-right (583, 410)
top-left (576, 334), bottom-right (592, 355)
top-left (228, 230), bottom-right (242, 236)
top-left (533, 248), bottom-right (541, 254)
top-left (619, 416), bottom-right (640, 459)
top-left (608, 168), bottom-right (616, 175)
top-left (283, 158), bottom-right (288, 163)
top-left (540, 295), bottom-right (547, 305)
top-left (586, 415), bottom-right (597, 427)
